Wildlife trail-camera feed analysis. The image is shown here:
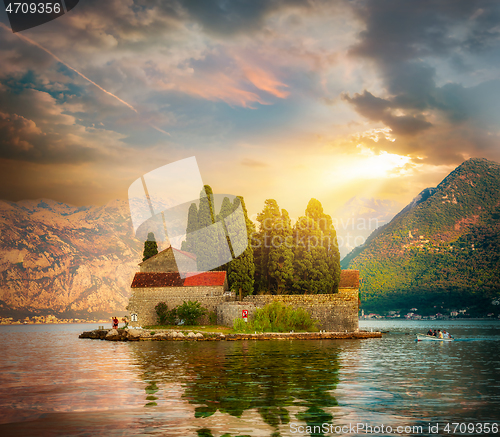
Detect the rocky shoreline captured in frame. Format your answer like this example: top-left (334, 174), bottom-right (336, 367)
top-left (79, 328), bottom-right (382, 341)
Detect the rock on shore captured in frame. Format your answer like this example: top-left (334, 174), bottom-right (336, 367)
top-left (79, 328), bottom-right (382, 341)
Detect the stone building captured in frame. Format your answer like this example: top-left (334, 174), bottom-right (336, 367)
top-left (127, 247), bottom-right (360, 331)
top-left (127, 247), bottom-right (359, 332)
top-left (127, 246), bottom-right (230, 327)
top-left (127, 270), bottom-right (229, 327)
top-left (138, 246), bottom-right (197, 273)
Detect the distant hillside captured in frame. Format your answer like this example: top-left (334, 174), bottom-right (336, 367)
top-left (343, 158), bottom-right (500, 315)
top-left (0, 199), bottom-right (142, 319)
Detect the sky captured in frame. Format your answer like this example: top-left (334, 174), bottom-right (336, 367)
top-left (1, 0), bottom-right (500, 255)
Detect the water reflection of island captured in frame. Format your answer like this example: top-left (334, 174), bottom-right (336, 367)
top-left (129, 340), bottom-right (341, 437)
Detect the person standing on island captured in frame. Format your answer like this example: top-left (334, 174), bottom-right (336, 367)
top-left (112, 316), bottom-right (118, 329)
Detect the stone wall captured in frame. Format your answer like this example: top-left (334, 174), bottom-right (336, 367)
top-left (220, 288), bottom-right (359, 332)
top-left (127, 284), bottom-right (359, 332)
top-left (127, 285), bottom-right (229, 327)
top-left (217, 301), bottom-right (257, 328)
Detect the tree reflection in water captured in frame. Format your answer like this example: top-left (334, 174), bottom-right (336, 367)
top-left (130, 340), bottom-right (341, 437)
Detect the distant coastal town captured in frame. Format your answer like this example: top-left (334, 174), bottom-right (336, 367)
top-left (0, 315), bottom-right (112, 325)
top-left (361, 309), bottom-right (500, 320)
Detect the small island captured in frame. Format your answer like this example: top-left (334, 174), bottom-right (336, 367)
top-left (81, 190), bottom-right (383, 341)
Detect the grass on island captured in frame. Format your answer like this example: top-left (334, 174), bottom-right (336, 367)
top-left (143, 324), bottom-right (234, 334)
top-left (142, 324), bottom-right (317, 335)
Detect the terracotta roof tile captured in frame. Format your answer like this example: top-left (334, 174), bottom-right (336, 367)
top-left (131, 271), bottom-right (226, 288)
top-left (339, 270), bottom-right (359, 288)
top-left (184, 271), bottom-right (226, 286)
top-left (131, 272), bottom-right (184, 288)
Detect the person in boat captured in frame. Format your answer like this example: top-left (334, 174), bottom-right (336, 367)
top-left (427, 329), bottom-right (433, 336)
top-left (432, 329), bottom-right (438, 337)
top-left (438, 330), bottom-right (444, 339)
top-left (443, 330), bottom-right (450, 339)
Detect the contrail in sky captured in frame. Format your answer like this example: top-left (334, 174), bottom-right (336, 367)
top-left (0, 23), bottom-right (170, 135)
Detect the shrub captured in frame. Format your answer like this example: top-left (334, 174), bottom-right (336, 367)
top-left (176, 300), bottom-right (207, 325)
top-left (233, 301), bottom-right (318, 333)
top-left (155, 302), bottom-right (177, 325)
top-left (155, 302), bottom-right (168, 325)
top-left (208, 311), bottom-right (217, 325)
top-left (233, 317), bottom-right (248, 332)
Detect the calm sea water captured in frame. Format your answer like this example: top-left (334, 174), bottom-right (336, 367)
top-left (0, 320), bottom-right (499, 437)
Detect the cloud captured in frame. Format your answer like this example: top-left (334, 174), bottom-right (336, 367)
top-left (180, 0), bottom-right (312, 36)
top-left (241, 158), bottom-right (269, 168)
top-left (0, 88), bottom-right (125, 164)
top-left (238, 58), bottom-right (290, 99)
top-left (340, 0), bottom-right (500, 164)
top-left (342, 90), bottom-right (433, 136)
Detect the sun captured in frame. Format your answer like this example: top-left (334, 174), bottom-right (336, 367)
top-left (323, 149), bottom-right (412, 186)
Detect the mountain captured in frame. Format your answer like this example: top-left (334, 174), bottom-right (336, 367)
top-left (0, 199), bottom-right (143, 319)
top-left (343, 158), bottom-right (500, 315)
top-left (332, 197), bottom-right (402, 258)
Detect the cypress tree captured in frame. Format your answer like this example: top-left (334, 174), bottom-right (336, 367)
top-left (181, 202), bottom-right (199, 253)
top-left (292, 199), bottom-right (341, 294)
top-left (202, 185), bottom-right (215, 224)
top-left (228, 196), bottom-right (255, 299)
top-left (213, 196), bottom-right (237, 271)
top-left (196, 192), bottom-right (218, 271)
top-left (142, 232), bottom-right (159, 262)
top-left (254, 199), bottom-right (282, 292)
top-left (268, 209), bottom-right (294, 294)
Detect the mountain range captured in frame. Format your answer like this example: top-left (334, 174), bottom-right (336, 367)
top-left (342, 158), bottom-right (500, 315)
top-left (0, 199), bottom-right (142, 319)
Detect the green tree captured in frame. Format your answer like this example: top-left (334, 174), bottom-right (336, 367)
top-left (196, 193), bottom-right (216, 271)
top-left (267, 209), bottom-right (294, 294)
top-left (203, 184), bottom-right (215, 224)
top-left (215, 196), bottom-right (236, 269)
top-left (292, 199), bottom-right (340, 294)
top-left (228, 196), bottom-right (255, 299)
top-left (254, 199), bottom-right (282, 292)
top-left (143, 232), bottom-right (159, 262)
top-left (181, 203), bottom-right (199, 253)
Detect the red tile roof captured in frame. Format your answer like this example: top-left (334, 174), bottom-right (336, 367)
top-left (131, 271), bottom-right (226, 288)
top-left (184, 271), bottom-right (226, 287)
top-left (131, 272), bottom-right (184, 288)
top-left (339, 270), bottom-right (359, 288)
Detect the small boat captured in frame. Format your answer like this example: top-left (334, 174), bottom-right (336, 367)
top-left (416, 334), bottom-right (454, 342)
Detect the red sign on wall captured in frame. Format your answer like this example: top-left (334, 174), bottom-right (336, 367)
top-left (242, 309), bottom-right (248, 319)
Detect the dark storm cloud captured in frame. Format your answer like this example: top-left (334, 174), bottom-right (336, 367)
top-left (0, 86), bottom-right (116, 164)
top-left (0, 111), bottom-right (101, 164)
top-left (180, 0), bottom-right (312, 36)
top-left (342, 90), bottom-right (432, 136)
top-left (343, 0), bottom-right (500, 163)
